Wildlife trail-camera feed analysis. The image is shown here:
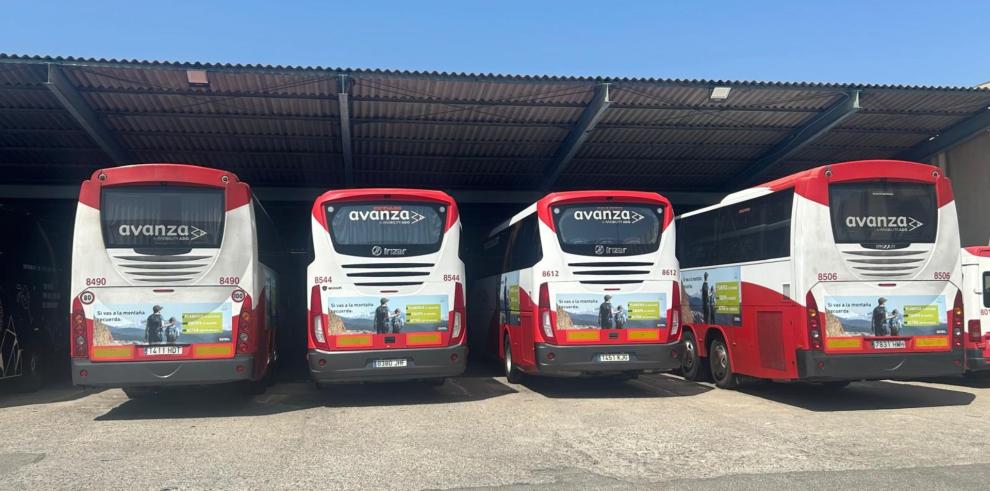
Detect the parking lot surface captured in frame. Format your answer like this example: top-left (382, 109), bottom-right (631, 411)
top-left (2, 365), bottom-right (990, 490)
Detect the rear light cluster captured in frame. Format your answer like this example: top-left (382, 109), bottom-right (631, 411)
top-left (236, 293), bottom-right (255, 354)
top-left (448, 282), bottom-right (466, 345)
top-left (668, 281), bottom-right (681, 340)
top-left (538, 282), bottom-right (556, 343)
top-left (806, 292), bottom-right (823, 351)
top-left (969, 320), bottom-right (983, 343)
top-left (951, 291), bottom-right (964, 348)
top-left (310, 285), bottom-right (329, 350)
top-left (71, 297), bottom-right (88, 358)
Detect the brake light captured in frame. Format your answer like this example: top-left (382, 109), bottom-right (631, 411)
top-left (806, 292), bottom-right (823, 351)
top-left (310, 285), bottom-right (329, 349)
top-left (969, 320), bottom-right (983, 343)
top-left (71, 296), bottom-right (88, 358)
top-left (539, 282), bottom-right (556, 343)
top-left (448, 282), bottom-right (466, 345)
top-left (952, 291), bottom-right (964, 348)
top-left (668, 281), bottom-right (681, 340)
top-left (236, 294), bottom-right (255, 354)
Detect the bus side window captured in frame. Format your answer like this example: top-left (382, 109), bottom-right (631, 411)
top-left (508, 215), bottom-right (542, 272)
top-left (677, 213), bottom-right (717, 268)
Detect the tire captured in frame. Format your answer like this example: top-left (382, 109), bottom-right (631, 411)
top-left (14, 349), bottom-right (44, 393)
top-left (503, 336), bottom-right (523, 384)
top-left (709, 337), bottom-right (738, 389)
top-left (679, 331), bottom-right (711, 382)
top-left (122, 387), bottom-right (157, 399)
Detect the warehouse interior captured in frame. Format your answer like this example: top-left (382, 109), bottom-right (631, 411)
top-left (3, 54), bottom-right (989, 370)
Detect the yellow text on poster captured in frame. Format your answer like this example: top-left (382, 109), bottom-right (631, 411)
top-left (509, 285), bottom-right (520, 311)
top-left (406, 304), bottom-right (441, 324)
top-left (715, 281), bottom-right (740, 314)
top-left (627, 301), bottom-right (660, 321)
top-left (183, 312), bottom-right (223, 334)
top-left (904, 304), bottom-right (939, 326)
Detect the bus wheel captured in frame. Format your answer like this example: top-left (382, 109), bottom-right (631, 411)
top-left (709, 338), bottom-right (738, 389)
top-left (14, 349), bottom-right (44, 393)
top-left (679, 331), bottom-right (711, 382)
top-left (503, 338), bottom-right (523, 384)
top-left (122, 387), bottom-right (157, 399)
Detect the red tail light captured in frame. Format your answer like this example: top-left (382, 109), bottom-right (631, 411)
top-left (236, 294), bottom-right (256, 354)
top-left (952, 291), bottom-right (964, 348)
top-left (969, 319), bottom-right (983, 343)
top-left (448, 282), bottom-right (466, 346)
top-left (310, 285), bottom-right (329, 350)
top-left (538, 282), bottom-right (556, 344)
top-left (668, 280), bottom-right (681, 341)
top-left (806, 292), bottom-right (823, 351)
top-left (71, 296), bottom-right (89, 358)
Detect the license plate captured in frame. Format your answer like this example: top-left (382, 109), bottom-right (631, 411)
top-left (144, 346), bottom-right (182, 356)
top-left (373, 358), bottom-right (408, 368)
top-left (873, 340), bottom-right (907, 350)
top-left (598, 353), bottom-right (631, 362)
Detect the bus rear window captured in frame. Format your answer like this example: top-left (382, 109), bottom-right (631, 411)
top-left (829, 181), bottom-right (937, 246)
top-left (553, 203), bottom-right (662, 256)
top-left (327, 202), bottom-right (446, 257)
top-left (101, 186), bottom-right (225, 249)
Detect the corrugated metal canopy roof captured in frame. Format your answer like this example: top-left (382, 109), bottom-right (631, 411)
top-left (2, 54), bottom-right (989, 196)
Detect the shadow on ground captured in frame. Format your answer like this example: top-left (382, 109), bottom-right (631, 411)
top-left (737, 379), bottom-right (975, 411)
top-left (518, 371), bottom-right (712, 399)
top-left (0, 380), bottom-right (102, 409)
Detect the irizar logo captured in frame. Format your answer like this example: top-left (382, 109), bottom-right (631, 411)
top-left (349, 209), bottom-right (425, 224)
top-left (594, 244), bottom-right (627, 255)
top-left (118, 224), bottom-right (207, 241)
top-left (573, 209), bottom-right (644, 224)
top-left (844, 216), bottom-right (923, 232)
top-left (371, 245), bottom-right (406, 257)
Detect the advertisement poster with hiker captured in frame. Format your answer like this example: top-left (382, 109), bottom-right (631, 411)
top-left (90, 301), bottom-right (233, 345)
top-left (325, 295), bottom-right (449, 334)
top-left (822, 295), bottom-right (948, 337)
top-left (681, 266), bottom-right (742, 326)
top-left (555, 292), bottom-right (666, 330)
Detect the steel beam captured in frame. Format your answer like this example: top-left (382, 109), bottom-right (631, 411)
top-left (540, 84), bottom-right (611, 190)
top-left (337, 75), bottom-right (354, 186)
top-left (729, 90), bottom-right (861, 189)
top-left (43, 64), bottom-right (131, 164)
top-left (898, 107), bottom-right (990, 161)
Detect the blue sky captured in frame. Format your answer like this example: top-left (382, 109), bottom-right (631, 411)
top-left (2, 1), bottom-right (988, 86)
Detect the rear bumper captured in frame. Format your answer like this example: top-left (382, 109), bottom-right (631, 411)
top-left (965, 348), bottom-right (990, 371)
top-left (72, 355), bottom-right (255, 388)
top-left (308, 345), bottom-right (467, 383)
top-left (795, 349), bottom-right (964, 381)
top-left (533, 341), bottom-right (682, 376)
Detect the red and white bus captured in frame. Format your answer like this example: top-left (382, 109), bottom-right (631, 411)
top-left (677, 160), bottom-right (964, 388)
top-left (70, 164), bottom-right (279, 397)
top-left (306, 189), bottom-right (467, 385)
top-left (468, 191), bottom-right (682, 382)
top-left (961, 246), bottom-right (990, 373)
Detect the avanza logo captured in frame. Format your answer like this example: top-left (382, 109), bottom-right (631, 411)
top-left (573, 209), bottom-right (644, 224)
top-left (118, 224), bottom-right (207, 241)
top-left (844, 216), bottom-right (923, 232)
top-left (349, 209), bottom-right (425, 224)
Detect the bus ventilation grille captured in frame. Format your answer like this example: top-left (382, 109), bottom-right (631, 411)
top-left (111, 252), bottom-right (213, 284)
top-left (841, 247), bottom-right (931, 279)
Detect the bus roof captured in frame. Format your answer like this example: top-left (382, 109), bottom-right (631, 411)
top-left (487, 190), bottom-right (673, 237)
top-left (78, 163), bottom-right (251, 211)
top-left (681, 159), bottom-right (952, 219)
top-left (310, 188), bottom-right (460, 232)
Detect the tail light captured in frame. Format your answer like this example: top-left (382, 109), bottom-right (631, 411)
top-left (969, 319), bottom-right (983, 343)
top-left (668, 281), bottom-right (681, 340)
top-left (538, 282), bottom-right (556, 343)
top-left (236, 294), bottom-right (255, 354)
top-left (952, 291), bottom-right (964, 348)
top-left (71, 296), bottom-right (88, 358)
top-left (310, 285), bottom-right (329, 349)
top-left (449, 282), bottom-right (466, 345)
top-left (806, 292), bottom-right (823, 351)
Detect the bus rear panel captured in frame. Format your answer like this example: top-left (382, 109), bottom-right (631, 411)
top-left (306, 189), bottom-right (467, 384)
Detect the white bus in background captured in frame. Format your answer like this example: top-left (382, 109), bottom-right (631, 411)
top-left (961, 246), bottom-right (990, 373)
top-left (70, 163), bottom-right (280, 397)
top-left (468, 191), bottom-right (683, 383)
top-left (677, 160), bottom-right (965, 389)
top-left (306, 189), bottom-right (467, 386)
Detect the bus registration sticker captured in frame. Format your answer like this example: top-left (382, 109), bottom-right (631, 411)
top-left (598, 353), bottom-right (631, 362)
top-left (373, 359), bottom-right (408, 368)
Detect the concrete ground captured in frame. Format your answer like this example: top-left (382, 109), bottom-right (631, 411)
top-left (1, 365), bottom-right (989, 490)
